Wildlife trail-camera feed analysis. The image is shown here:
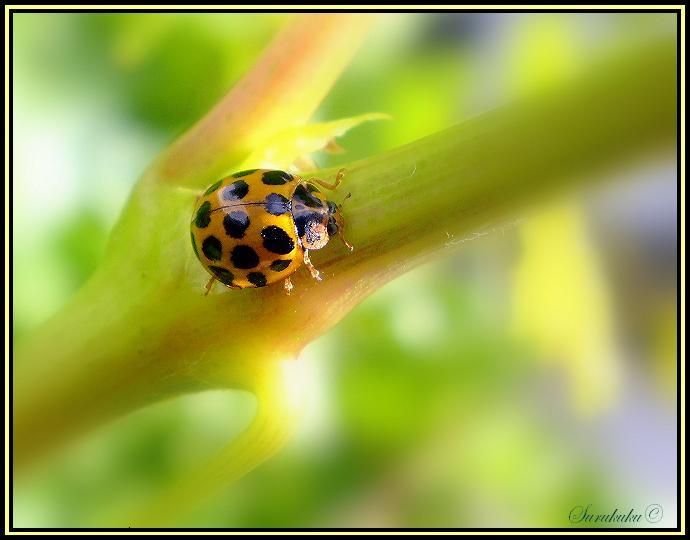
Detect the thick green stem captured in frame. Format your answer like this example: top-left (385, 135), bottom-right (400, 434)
top-left (14, 35), bottom-right (676, 470)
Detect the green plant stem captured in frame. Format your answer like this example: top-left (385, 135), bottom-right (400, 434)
top-left (126, 363), bottom-right (301, 527)
top-left (14, 35), bottom-right (676, 471)
top-left (153, 13), bottom-right (374, 187)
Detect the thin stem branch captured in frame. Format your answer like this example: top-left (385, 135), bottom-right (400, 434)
top-left (153, 14), bottom-right (374, 187)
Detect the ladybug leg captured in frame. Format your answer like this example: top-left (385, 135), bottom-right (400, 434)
top-left (303, 250), bottom-right (322, 281)
top-left (339, 227), bottom-right (354, 252)
top-left (326, 191), bottom-right (354, 252)
top-left (311, 168), bottom-right (346, 191)
top-left (335, 201), bottom-right (354, 252)
top-left (204, 276), bottom-right (217, 296)
top-left (283, 276), bottom-right (294, 295)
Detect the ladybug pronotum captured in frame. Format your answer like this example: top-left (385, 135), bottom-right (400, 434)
top-left (190, 168), bottom-right (352, 294)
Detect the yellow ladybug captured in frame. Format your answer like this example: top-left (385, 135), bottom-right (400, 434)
top-left (190, 168), bottom-right (352, 294)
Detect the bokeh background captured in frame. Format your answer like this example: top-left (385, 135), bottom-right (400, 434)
top-left (13, 13), bottom-right (678, 528)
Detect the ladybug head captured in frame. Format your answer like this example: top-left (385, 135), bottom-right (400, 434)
top-left (292, 184), bottom-right (332, 250)
top-left (292, 184), bottom-right (350, 251)
top-left (298, 199), bottom-right (343, 251)
top-left (300, 219), bottom-right (328, 250)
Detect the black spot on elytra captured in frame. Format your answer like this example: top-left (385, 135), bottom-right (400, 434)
top-left (191, 232), bottom-right (199, 259)
top-left (194, 201), bottom-right (212, 228)
top-left (203, 180), bottom-right (222, 195)
top-left (294, 184), bottom-right (323, 208)
top-left (306, 183), bottom-right (318, 193)
top-left (232, 169), bottom-right (258, 178)
top-left (247, 272), bottom-right (267, 287)
top-left (261, 225), bottom-right (295, 255)
top-left (222, 180), bottom-right (249, 201)
top-left (202, 236), bottom-right (222, 261)
top-left (262, 170), bottom-right (293, 185)
top-left (265, 193), bottom-right (291, 215)
top-left (209, 265), bottom-right (234, 285)
top-left (223, 211), bottom-right (250, 238)
top-left (270, 259), bottom-right (291, 272)
top-left (231, 245), bottom-right (260, 269)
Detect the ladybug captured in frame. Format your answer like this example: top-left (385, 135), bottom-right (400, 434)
top-left (190, 168), bottom-right (352, 294)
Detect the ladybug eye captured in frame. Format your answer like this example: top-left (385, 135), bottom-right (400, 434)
top-left (327, 201), bottom-right (338, 214)
top-left (327, 216), bottom-right (339, 236)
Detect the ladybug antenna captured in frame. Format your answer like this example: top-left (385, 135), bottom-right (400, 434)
top-left (334, 192), bottom-right (354, 252)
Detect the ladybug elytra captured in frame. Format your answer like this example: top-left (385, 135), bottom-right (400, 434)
top-left (190, 168), bottom-right (352, 294)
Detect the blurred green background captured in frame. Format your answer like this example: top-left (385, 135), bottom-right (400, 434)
top-left (13, 13), bottom-right (677, 528)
